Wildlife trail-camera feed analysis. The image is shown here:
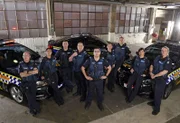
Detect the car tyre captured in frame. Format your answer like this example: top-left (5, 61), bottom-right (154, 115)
top-left (163, 82), bottom-right (173, 99)
top-left (9, 85), bottom-right (26, 104)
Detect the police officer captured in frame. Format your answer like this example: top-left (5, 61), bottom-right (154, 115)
top-left (39, 48), bottom-right (64, 106)
top-left (55, 41), bottom-right (74, 93)
top-left (148, 46), bottom-right (172, 115)
top-left (105, 43), bottom-right (116, 92)
top-left (71, 42), bottom-right (89, 101)
top-left (114, 36), bottom-right (132, 85)
top-left (126, 48), bottom-right (149, 103)
top-left (18, 51), bottom-right (40, 116)
top-left (81, 48), bottom-right (111, 111)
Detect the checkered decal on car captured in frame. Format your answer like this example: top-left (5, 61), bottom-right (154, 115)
top-left (167, 68), bottom-right (180, 84)
top-left (0, 71), bottom-right (21, 86)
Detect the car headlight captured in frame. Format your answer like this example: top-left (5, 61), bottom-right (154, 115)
top-left (36, 81), bottom-right (48, 86)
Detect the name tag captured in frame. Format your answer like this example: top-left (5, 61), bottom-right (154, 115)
top-left (159, 61), bottom-right (164, 64)
top-left (98, 62), bottom-right (103, 64)
top-left (140, 60), bottom-right (145, 63)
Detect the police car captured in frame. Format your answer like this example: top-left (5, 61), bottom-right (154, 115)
top-left (48, 33), bottom-right (108, 56)
top-left (0, 39), bottom-right (49, 104)
top-left (118, 41), bottom-right (180, 99)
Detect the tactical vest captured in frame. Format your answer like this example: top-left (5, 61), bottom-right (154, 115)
top-left (42, 58), bottom-right (57, 78)
top-left (106, 50), bottom-right (115, 66)
top-left (19, 61), bottom-right (38, 82)
top-left (88, 57), bottom-right (105, 80)
top-left (114, 44), bottom-right (126, 61)
top-left (153, 55), bottom-right (169, 76)
top-left (58, 49), bottom-right (72, 68)
top-left (133, 56), bottom-right (147, 75)
top-left (73, 51), bottom-right (87, 72)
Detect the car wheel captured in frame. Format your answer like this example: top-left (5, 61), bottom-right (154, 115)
top-left (163, 82), bottom-right (173, 99)
top-left (9, 85), bottom-right (25, 104)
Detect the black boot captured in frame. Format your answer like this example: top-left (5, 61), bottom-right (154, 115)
top-left (80, 96), bottom-right (86, 102)
top-left (97, 103), bottom-right (104, 111)
top-left (73, 92), bottom-right (80, 96)
top-left (147, 101), bottom-right (154, 106)
top-left (85, 102), bottom-right (91, 110)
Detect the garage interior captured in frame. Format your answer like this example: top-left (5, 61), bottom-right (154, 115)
top-left (1, 0), bottom-right (180, 123)
top-left (0, 0), bottom-right (180, 52)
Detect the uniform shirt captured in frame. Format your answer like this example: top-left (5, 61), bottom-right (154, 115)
top-left (83, 57), bottom-right (109, 70)
top-left (18, 61), bottom-right (37, 73)
top-left (152, 55), bottom-right (172, 77)
top-left (54, 48), bottom-right (73, 68)
top-left (73, 50), bottom-right (89, 72)
top-left (18, 60), bottom-right (38, 82)
top-left (39, 57), bottom-right (57, 79)
top-left (83, 57), bottom-right (109, 79)
top-left (114, 43), bottom-right (131, 61)
top-left (104, 50), bottom-right (116, 66)
top-left (132, 56), bottom-right (150, 74)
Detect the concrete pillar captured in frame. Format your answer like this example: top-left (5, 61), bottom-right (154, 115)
top-left (46, 0), bottom-right (55, 40)
top-left (146, 8), bottom-right (156, 43)
top-left (171, 9), bottom-right (180, 41)
top-left (167, 9), bottom-right (175, 40)
top-left (108, 4), bottom-right (116, 42)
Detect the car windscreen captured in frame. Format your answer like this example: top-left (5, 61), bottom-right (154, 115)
top-left (145, 44), bottom-right (179, 64)
top-left (0, 44), bottom-right (40, 68)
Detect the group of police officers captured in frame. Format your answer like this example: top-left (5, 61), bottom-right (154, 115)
top-left (18, 36), bottom-right (172, 116)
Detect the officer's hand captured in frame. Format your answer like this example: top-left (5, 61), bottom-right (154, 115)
top-left (73, 52), bottom-right (78, 57)
top-left (130, 69), bottom-right (134, 73)
top-left (150, 73), bottom-right (155, 79)
top-left (86, 76), bottom-right (93, 81)
top-left (41, 76), bottom-right (45, 80)
top-left (33, 69), bottom-right (38, 74)
top-left (69, 57), bottom-right (73, 62)
top-left (118, 68), bottom-right (121, 72)
top-left (101, 76), bottom-right (107, 80)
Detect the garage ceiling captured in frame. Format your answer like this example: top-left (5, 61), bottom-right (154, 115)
top-left (55, 0), bottom-right (180, 6)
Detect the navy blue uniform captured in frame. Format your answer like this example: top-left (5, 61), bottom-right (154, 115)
top-left (152, 55), bottom-right (172, 112)
top-left (39, 57), bottom-right (64, 105)
top-left (114, 43), bottom-right (131, 84)
top-left (55, 49), bottom-right (74, 93)
top-left (83, 57), bottom-right (109, 104)
top-left (73, 50), bottom-right (89, 100)
top-left (105, 50), bottom-right (116, 91)
top-left (18, 61), bottom-right (40, 114)
top-left (127, 56), bottom-right (149, 102)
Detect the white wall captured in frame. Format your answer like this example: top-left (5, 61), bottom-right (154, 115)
top-left (15, 37), bottom-right (48, 54)
top-left (112, 33), bottom-right (147, 44)
top-left (14, 33), bottom-right (147, 55)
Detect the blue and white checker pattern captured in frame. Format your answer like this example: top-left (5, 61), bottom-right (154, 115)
top-left (0, 71), bottom-right (21, 86)
top-left (9, 76), bottom-right (21, 86)
top-left (167, 68), bottom-right (180, 84)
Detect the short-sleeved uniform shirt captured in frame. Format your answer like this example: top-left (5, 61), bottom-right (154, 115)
top-left (55, 48), bottom-right (73, 68)
top-left (82, 57), bottom-right (109, 70)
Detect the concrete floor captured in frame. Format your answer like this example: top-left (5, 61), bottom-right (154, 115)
top-left (1, 43), bottom-right (180, 123)
top-left (0, 85), bottom-right (148, 123)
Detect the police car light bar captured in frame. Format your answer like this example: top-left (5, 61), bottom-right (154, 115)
top-left (0, 39), bottom-right (15, 45)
